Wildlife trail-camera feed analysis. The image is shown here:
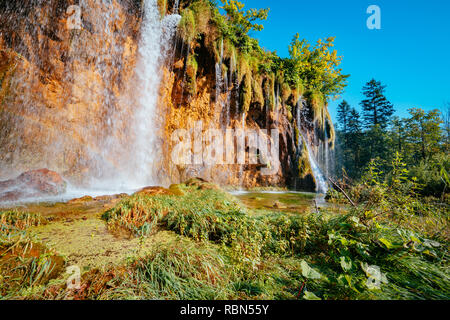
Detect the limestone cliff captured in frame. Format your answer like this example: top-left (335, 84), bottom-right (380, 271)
top-left (0, 0), bottom-right (335, 191)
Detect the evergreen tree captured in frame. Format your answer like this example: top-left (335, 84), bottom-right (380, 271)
top-left (336, 100), bottom-right (352, 175)
top-left (389, 116), bottom-right (406, 155)
top-left (443, 102), bottom-right (450, 153)
top-left (346, 108), bottom-right (364, 177)
top-left (360, 79), bottom-right (394, 128)
top-left (337, 100), bottom-right (351, 133)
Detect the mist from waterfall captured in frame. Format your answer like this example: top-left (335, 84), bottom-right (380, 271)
top-left (295, 99), bottom-right (329, 194)
top-left (88, 0), bottom-right (180, 191)
top-left (304, 139), bottom-right (329, 194)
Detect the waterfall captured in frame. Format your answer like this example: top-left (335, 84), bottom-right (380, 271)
top-left (173, 0), bottom-right (180, 14)
top-left (89, 0), bottom-right (180, 190)
top-left (303, 135), bottom-right (329, 194)
top-left (295, 99), bottom-right (328, 194)
top-left (324, 128), bottom-right (329, 178)
top-left (215, 38), bottom-right (225, 124)
top-left (127, 0), bottom-right (180, 188)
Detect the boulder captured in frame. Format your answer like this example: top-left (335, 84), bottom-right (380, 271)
top-left (0, 169), bottom-right (66, 202)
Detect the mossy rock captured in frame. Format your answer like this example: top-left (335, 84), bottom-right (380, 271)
top-left (134, 186), bottom-right (175, 197)
top-left (169, 184), bottom-right (186, 196)
top-left (184, 177), bottom-right (221, 191)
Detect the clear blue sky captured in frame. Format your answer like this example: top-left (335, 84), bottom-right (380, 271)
top-left (241, 0), bottom-right (450, 123)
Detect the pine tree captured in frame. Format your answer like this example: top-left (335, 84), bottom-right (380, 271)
top-left (337, 100), bottom-right (351, 134)
top-left (360, 79), bottom-right (394, 128)
top-left (390, 116), bottom-right (406, 154)
top-left (346, 108), bottom-right (364, 177)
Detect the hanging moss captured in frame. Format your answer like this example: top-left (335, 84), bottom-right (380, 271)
top-left (286, 107), bottom-right (293, 122)
top-left (262, 75), bottom-right (275, 112)
top-left (281, 82), bottom-right (291, 104)
top-left (304, 89), bottom-right (325, 123)
top-left (252, 77), bottom-right (264, 108)
top-left (190, 0), bottom-right (212, 35)
top-left (325, 108), bottom-right (336, 149)
top-left (297, 137), bottom-right (313, 179)
top-left (185, 54), bottom-right (198, 96)
top-left (179, 8), bottom-right (197, 43)
top-left (223, 38), bottom-right (237, 62)
top-left (239, 73), bottom-right (252, 113)
top-left (269, 74), bottom-right (275, 111)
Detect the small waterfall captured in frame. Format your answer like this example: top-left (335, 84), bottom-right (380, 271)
top-left (238, 111), bottom-right (246, 187)
top-left (324, 128), bottom-right (330, 178)
top-left (215, 38), bottom-right (229, 126)
top-left (303, 135), bottom-right (328, 194)
top-left (173, 0), bottom-right (180, 14)
top-left (295, 99), bottom-right (328, 194)
top-left (274, 83), bottom-right (280, 124)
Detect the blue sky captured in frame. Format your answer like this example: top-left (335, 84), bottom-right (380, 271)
top-left (241, 0), bottom-right (450, 123)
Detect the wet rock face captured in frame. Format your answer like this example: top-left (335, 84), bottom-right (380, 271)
top-left (0, 0), bottom-right (142, 183)
top-left (0, 168), bottom-right (66, 201)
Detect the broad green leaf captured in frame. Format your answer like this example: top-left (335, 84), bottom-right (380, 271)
top-left (378, 238), bottom-right (392, 249)
top-left (303, 290), bottom-right (321, 300)
top-left (340, 256), bottom-right (352, 272)
top-left (300, 260), bottom-right (322, 279)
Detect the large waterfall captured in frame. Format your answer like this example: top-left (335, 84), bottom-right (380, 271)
top-left (0, 0), bottom-right (180, 198)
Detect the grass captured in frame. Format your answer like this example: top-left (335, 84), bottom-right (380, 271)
top-left (0, 211), bottom-right (64, 299)
top-left (0, 177), bottom-right (448, 300)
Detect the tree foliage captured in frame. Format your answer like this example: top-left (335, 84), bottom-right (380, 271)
top-left (335, 87), bottom-right (448, 198)
top-left (285, 34), bottom-right (349, 98)
top-left (360, 79), bottom-right (394, 128)
top-left (220, 0), bottom-right (269, 35)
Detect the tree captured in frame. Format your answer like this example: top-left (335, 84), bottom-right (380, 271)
top-left (345, 108), bottom-right (364, 177)
top-left (404, 108), bottom-right (443, 162)
top-left (286, 34), bottom-right (349, 98)
top-left (360, 79), bottom-right (394, 128)
top-left (221, 0), bottom-right (269, 35)
top-left (336, 100), bottom-right (352, 173)
top-left (442, 102), bottom-right (450, 152)
top-left (389, 116), bottom-right (406, 154)
top-left (337, 100), bottom-right (351, 133)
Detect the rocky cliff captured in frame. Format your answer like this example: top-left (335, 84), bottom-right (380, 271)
top-left (0, 0), bottom-right (335, 192)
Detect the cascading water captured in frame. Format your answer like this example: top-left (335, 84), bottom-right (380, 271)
top-left (295, 98), bottom-right (329, 194)
top-left (303, 138), bottom-right (329, 194)
top-left (324, 128), bottom-right (330, 177)
top-left (127, 0), bottom-right (180, 188)
top-left (89, 0), bottom-right (180, 191)
top-left (0, 0), bottom-right (180, 201)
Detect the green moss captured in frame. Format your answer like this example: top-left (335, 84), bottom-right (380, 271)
top-left (306, 90), bottom-right (325, 122)
top-left (190, 0), bottom-right (212, 35)
top-left (185, 54), bottom-right (198, 96)
top-left (252, 77), bottom-right (264, 108)
top-left (325, 108), bottom-right (336, 149)
top-left (297, 138), bottom-right (313, 179)
top-left (179, 8), bottom-right (197, 42)
top-left (239, 73), bottom-right (252, 113)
